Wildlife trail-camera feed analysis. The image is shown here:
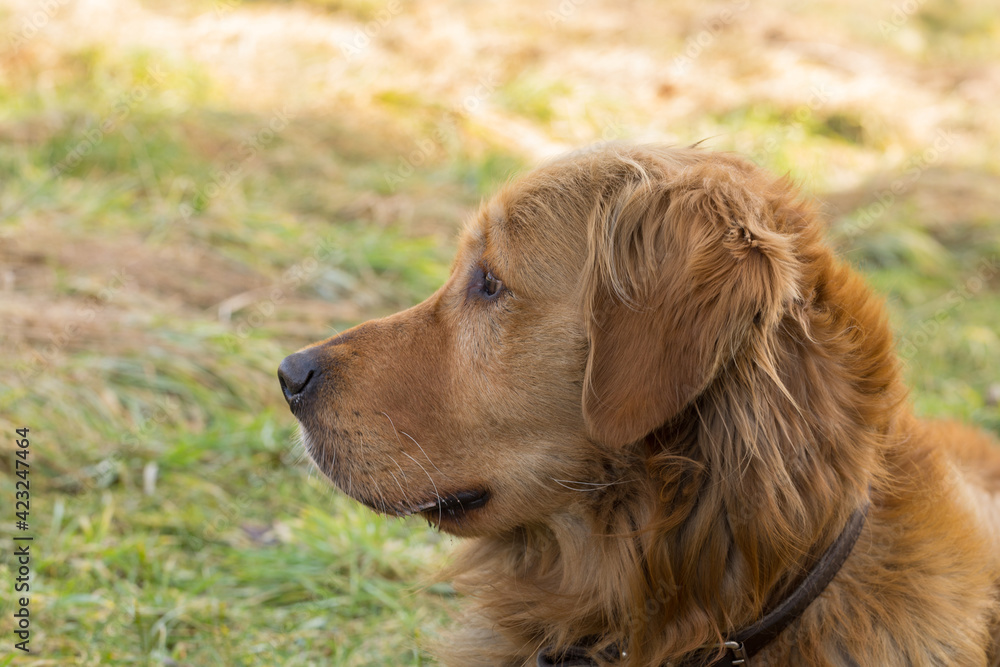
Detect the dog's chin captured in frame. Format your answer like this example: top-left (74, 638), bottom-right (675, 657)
top-left (413, 489), bottom-right (492, 535)
top-left (379, 489), bottom-right (494, 536)
top-left (298, 426), bottom-right (493, 536)
top-left (354, 487), bottom-right (493, 537)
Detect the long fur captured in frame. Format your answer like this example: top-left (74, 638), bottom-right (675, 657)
top-left (438, 146), bottom-right (1000, 666)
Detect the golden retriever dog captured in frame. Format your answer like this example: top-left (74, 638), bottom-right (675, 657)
top-left (278, 144), bottom-right (1000, 666)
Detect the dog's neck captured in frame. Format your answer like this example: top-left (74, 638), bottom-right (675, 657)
top-left (604, 255), bottom-right (904, 663)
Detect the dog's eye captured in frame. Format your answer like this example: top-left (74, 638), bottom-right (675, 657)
top-left (470, 267), bottom-right (504, 301)
top-left (483, 271), bottom-right (503, 298)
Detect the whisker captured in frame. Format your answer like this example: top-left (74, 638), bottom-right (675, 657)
top-left (550, 478), bottom-right (632, 492)
top-left (551, 478), bottom-right (629, 487)
top-left (381, 411), bottom-right (406, 448)
top-left (388, 453), bottom-right (410, 489)
top-left (387, 468), bottom-right (406, 507)
top-left (400, 430), bottom-right (444, 476)
top-left (366, 472), bottom-right (384, 514)
top-left (403, 451), bottom-right (443, 525)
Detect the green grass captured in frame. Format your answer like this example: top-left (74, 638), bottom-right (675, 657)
top-left (0, 34), bottom-right (471, 666)
top-left (1, 1), bottom-right (999, 665)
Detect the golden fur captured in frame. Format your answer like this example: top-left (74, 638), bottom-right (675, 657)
top-left (284, 145), bottom-right (1000, 666)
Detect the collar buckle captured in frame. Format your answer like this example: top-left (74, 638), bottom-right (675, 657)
top-left (722, 641), bottom-right (750, 666)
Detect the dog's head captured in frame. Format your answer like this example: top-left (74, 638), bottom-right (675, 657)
top-left (278, 145), bottom-right (807, 537)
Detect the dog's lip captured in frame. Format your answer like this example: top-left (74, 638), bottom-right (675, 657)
top-left (405, 489), bottom-right (491, 517)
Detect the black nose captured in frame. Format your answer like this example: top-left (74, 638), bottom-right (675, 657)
top-left (278, 349), bottom-right (321, 403)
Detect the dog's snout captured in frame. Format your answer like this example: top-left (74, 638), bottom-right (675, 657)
top-left (278, 349), bottom-right (321, 403)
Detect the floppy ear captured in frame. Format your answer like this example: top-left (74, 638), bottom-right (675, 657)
top-left (582, 159), bottom-right (801, 447)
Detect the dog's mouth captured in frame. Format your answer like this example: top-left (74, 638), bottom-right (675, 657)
top-left (300, 428), bottom-right (491, 526)
top-left (410, 489), bottom-right (491, 519)
top-left (361, 489), bottom-right (491, 521)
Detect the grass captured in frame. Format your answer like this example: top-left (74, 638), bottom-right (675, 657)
top-left (1, 0), bottom-right (999, 665)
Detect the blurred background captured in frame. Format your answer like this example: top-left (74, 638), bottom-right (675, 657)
top-left (0, 0), bottom-right (998, 664)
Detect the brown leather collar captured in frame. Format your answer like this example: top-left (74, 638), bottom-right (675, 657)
top-left (537, 500), bottom-right (871, 667)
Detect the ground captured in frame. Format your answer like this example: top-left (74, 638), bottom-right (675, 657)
top-left (0, 0), bottom-right (998, 664)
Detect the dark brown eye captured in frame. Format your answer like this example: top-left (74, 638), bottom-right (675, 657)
top-left (482, 271), bottom-right (503, 298)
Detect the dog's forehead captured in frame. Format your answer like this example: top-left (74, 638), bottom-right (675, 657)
top-left (459, 200), bottom-right (504, 258)
top-left (458, 200), bottom-right (518, 282)
top-left (461, 190), bottom-right (586, 296)
top-left (475, 200), bottom-right (507, 246)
